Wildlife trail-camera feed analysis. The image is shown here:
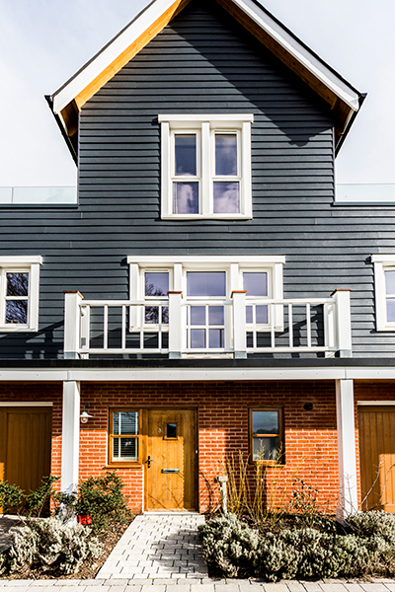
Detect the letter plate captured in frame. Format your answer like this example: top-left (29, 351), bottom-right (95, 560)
top-left (161, 469), bottom-right (180, 473)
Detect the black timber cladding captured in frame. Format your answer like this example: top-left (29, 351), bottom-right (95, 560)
top-left (0, 0), bottom-right (394, 359)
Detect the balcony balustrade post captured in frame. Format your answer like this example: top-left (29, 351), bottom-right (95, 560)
top-left (232, 290), bottom-right (247, 359)
top-left (168, 291), bottom-right (183, 359)
top-left (64, 291), bottom-right (84, 359)
top-left (331, 289), bottom-right (352, 357)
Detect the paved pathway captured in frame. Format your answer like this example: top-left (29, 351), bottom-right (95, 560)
top-left (2, 579), bottom-right (395, 591)
top-left (96, 513), bottom-right (208, 580)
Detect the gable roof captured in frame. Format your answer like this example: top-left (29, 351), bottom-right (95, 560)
top-left (47, 0), bottom-right (365, 162)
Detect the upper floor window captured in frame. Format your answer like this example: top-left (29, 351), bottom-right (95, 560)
top-left (372, 255), bottom-right (395, 331)
top-left (159, 114), bottom-right (253, 220)
top-left (0, 256), bottom-right (42, 332)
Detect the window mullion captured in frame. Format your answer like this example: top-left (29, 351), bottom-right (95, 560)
top-left (201, 122), bottom-right (211, 215)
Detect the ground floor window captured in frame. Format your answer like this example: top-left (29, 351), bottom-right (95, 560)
top-left (249, 407), bottom-right (283, 463)
top-left (109, 410), bottom-right (140, 464)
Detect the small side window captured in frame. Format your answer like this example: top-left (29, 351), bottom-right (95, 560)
top-left (249, 408), bottom-right (284, 463)
top-left (0, 257), bottom-right (42, 332)
top-left (109, 410), bottom-right (140, 464)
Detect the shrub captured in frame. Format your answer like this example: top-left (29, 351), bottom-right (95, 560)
top-left (74, 472), bottom-right (131, 532)
top-left (0, 481), bottom-right (25, 514)
top-left (198, 513), bottom-right (260, 577)
top-left (1, 517), bottom-right (102, 575)
top-left (26, 476), bottom-right (60, 518)
top-left (347, 510), bottom-right (395, 543)
top-left (199, 512), bottom-right (395, 581)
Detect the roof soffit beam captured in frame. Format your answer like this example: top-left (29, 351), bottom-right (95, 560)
top-left (217, 0), bottom-right (360, 112)
top-left (52, 0), bottom-right (191, 115)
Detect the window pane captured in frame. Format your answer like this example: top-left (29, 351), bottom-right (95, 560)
top-left (187, 272), bottom-right (226, 297)
top-left (145, 272), bottom-right (169, 296)
top-left (191, 328), bottom-right (205, 348)
top-left (215, 134), bottom-right (237, 176)
top-left (166, 423), bottom-right (177, 438)
top-left (209, 328), bottom-right (224, 348)
top-left (175, 134), bottom-right (196, 176)
top-left (387, 299), bottom-right (395, 322)
top-left (243, 272), bottom-right (268, 296)
top-left (190, 306), bottom-right (206, 325)
top-left (113, 437), bottom-right (138, 461)
top-left (213, 182), bottom-right (239, 213)
top-left (209, 306), bottom-right (224, 325)
top-left (5, 300), bottom-right (28, 324)
top-left (174, 182), bottom-right (199, 214)
top-left (252, 410), bottom-right (279, 435)
top-left (145, 305), bottom-right (169, 324)
top-left (253, 436), bottom-right (279, 461)
top-left (385, 270), bottom-right (395, 295)
top-left (6, 272), bottom-right (29, 297)
top-left (113, 411), bottom-right (139, 436)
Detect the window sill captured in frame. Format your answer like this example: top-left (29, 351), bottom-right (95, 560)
top-left (0, 326), bottom-right (37, 332)
top-left (104, 464), bottom-right (143, 470)
top-left (161, 214), bottom-right (252, 221)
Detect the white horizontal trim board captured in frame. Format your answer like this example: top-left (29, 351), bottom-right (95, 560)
top-left (0, 401), bottom-right (53, 407)
top-left (51, 0), bottom-right (360, 115)
top-left (2, 366), bottom-right (395, 381)
top-left (127, 255), bottom-right (286, 265)
top-left (357, 401), bottom-right (395, 406)
top-left (158, 114), bottom-right (254, 123)
top-left (0, 256), bottom-right (43, 265)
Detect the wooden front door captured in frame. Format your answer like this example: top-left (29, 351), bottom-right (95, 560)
top-left (145, 409), bottom-right (197, 511)
top-left (359, 406), bottom-right (395, 512)
top-left (0, 407), bottom-right (52, 507)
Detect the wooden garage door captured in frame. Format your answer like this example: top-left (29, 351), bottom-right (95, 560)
top-left (0, 407), bottom-right (52, 506)
top-left (359, 406), bottom-right (395, 512)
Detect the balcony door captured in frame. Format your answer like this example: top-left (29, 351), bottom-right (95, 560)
top-left (145, 408), bottom-right (197, 511)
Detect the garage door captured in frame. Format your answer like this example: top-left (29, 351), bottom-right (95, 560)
top-left (359, 405), bottom-right (395, 512)
top-left (0, 406), bottom-right (52, 509)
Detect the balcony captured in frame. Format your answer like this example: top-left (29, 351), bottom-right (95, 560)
top-left (63, 289), bottom-right (352, 359)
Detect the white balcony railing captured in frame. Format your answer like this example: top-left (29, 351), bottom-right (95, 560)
top-left (63, 289), bottom-right (352, 359)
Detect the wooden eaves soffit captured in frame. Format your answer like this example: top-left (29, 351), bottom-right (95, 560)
top-left (48, 0), bottom-right (365, 161)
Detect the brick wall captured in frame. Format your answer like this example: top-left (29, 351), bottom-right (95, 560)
top-left (0, 380), bottom-right (340, 514)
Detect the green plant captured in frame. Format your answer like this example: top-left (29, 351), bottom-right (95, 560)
top-left (0, 481), bottom-right (25, 514)
top-left (286, 478), bottom-right (335, 532)
top-left (74, 471), bottom-right (131, 532)
top-left (1, 517), bottom-right (102, 575)
top-left (199, 512), bottom-right (395, 581)
top-left (26, 475), bottom-right (60, 518)
top-left (219, 450), bottom-right (305, 531)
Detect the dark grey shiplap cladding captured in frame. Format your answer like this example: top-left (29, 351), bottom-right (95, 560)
top-left (0, 0), bottom-right (393, 359)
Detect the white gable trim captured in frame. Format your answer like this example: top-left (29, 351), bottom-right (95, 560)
top-left (52, 0), bottom-right (360, 115)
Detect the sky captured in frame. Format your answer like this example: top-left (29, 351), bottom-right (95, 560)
top-left (0, 0), bottom-right (394, 187)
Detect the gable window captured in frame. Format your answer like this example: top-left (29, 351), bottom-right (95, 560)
top-left (159, 114), bottom-right (253, 219)
top-left (0, 256), bottom-right (42, 332)
top-left (109, 410), bottom-right (140, 464)
top-left (372, 255), bottom-right (395, 331)
top-left (249, 408), bottom-right (284, 463)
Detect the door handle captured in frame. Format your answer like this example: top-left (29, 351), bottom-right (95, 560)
top-left (147, 455), bottom-right (155, 469)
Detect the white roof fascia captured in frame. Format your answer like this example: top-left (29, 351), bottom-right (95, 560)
top-left (52, 0), bottom-right (178, 114)
top-left (234, 0), bottom-right (360, 111)
top-left (52, 0), bottom-right (360, 115)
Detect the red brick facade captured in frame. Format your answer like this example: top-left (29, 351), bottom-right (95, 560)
top-left (2, 379), bottom-right (394, 514)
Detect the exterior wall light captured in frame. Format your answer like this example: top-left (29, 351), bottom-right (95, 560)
top-left (80, 404), bottom-right (93, 424)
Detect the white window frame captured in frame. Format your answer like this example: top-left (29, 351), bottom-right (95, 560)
top-left (372, 254), bottom-right (395, 331)
top-left (128, 256), bottom-right (285, 338)
top-left (159, 114), bottom-right (254, 220)
top-left (0, 256), bottom-right (42, 332)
